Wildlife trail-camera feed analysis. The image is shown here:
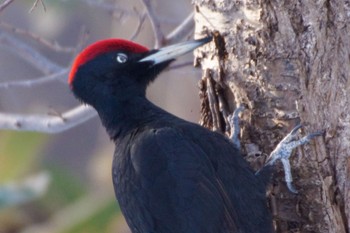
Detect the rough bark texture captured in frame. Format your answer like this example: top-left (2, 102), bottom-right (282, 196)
top-left (193, 0), bottom-right (349, 232)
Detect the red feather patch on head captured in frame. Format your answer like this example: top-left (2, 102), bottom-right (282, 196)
top-left (68, 39), bottom-right (149, 85)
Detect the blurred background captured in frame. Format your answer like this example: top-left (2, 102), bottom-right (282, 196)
top-left (0, 0), bottom-right (201, 232)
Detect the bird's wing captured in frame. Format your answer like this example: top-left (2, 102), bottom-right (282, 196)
top-left (178, 123), bottom-right (274, 233)
top-left (128, 127), bottom-right (238, 233)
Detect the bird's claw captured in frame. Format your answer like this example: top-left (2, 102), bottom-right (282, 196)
top-left (289, 124), bottom-right (303, 135)
top-left (306, 131), bottom-right (324, 140)
top-left (266, 125), bottom-right (323, 193)
top-left (228, 105), bottom-right (245, 150)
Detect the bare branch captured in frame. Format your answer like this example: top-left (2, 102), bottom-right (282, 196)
top-left (0, 22), bottom-right (75, 53)
top-left (0, 0), bottom-right (15, 13)
top-left (0, 32), bottom-right (62, 74)
top-left (29, 0), bottom-right (46, 13)
top-left (0, 105), bottom-right (97, 134)
top-left (140, 0), bottom-right (164, 48)
top-left (130, 10), bottom-right (147, 41)
top-left (0, 69), bottom-right (68, 89)
top-left (0, 26), bottom-right (87, 90)
top-left (165, 12), bottom-right (194, 44)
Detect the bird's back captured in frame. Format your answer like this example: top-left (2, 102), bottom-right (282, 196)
top-left (112, 112), bottom-right (273, 233)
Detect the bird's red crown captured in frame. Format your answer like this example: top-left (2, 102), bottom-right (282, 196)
top-left (68, 39), bottom-right (149, 85)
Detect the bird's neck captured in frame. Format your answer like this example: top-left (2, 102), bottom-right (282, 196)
top-left (95, 96), bottom-right (164, 140)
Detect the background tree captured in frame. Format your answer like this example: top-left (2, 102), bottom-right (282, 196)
top-left (193, 0), bottom-right (349, 232)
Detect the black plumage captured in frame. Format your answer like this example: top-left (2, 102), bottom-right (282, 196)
top-left (69, 37), bottom-right (274, 233)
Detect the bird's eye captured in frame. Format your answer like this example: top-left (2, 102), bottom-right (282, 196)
top-left (116, 53), bottom-right (128, 63)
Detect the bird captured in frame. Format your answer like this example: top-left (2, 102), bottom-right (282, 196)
top-left (68, 37), bottom-right (275, 233)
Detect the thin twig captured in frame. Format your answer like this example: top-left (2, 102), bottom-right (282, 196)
top-left (0, 26), bottom-right (87, 90)
top-left (0, 22), bottom-right (75, 53)
top-left (0, 105), bottom-right (97, 134)
top-left (29, 0), bottom-right (46, 13)
top-left (140, 0), bottom-right (164, 48)
top-left (165, 12), bottom-right (194, 44)
top-left (130, 10), bottom-right (147, 41)
top-left (0, 0), bottom-right (15, 13)
top-left (77, 0), bottom-right (181, 24)
top-left (0, 69), bottom-right (68, 89)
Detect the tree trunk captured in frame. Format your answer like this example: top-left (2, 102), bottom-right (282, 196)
top-left (193, 0), bottom-right (349, 232)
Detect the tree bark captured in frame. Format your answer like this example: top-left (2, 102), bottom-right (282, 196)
top-left (193, 0), bottom-right (349, 232)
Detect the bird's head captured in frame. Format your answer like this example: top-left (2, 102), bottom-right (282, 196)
top-left (68, 37), bottom-right (211, 107)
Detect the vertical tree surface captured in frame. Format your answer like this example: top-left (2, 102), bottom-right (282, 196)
top-left (193, 1), bottom-right (349, 232)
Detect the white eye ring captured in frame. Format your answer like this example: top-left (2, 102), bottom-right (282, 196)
top-left (116, 53), bottom-right (128, 63)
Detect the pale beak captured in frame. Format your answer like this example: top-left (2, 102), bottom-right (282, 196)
top-left (139, 37), bottom-right (212, 64)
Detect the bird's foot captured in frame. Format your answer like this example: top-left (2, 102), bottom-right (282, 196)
top-left (265, 124), bottom-right (323, 193)
top-left (227, 105), bottom-right (245, 150)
